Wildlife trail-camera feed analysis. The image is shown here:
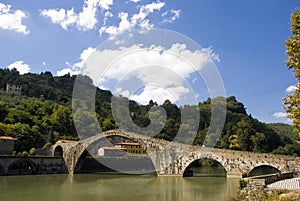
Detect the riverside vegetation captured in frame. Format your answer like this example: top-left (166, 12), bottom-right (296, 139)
top-left (230, 180), bottom-right (300, 201)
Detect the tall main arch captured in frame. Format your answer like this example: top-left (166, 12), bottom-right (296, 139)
top-left (53, 130), bottom-right (160, 174)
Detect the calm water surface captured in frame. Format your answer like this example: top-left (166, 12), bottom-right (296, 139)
top-left (0, 174), bottom-right (239, 201)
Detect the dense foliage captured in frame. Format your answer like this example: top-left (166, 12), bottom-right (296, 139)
top-left (0, 68), bottom-right (299, 156)
top-left (283, 9), bottom-right (300, 133)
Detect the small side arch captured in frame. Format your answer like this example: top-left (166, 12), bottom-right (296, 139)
top-left (53, 145), bottom-right (63, 157)
top-left (247, 164), bottom-right (281, 177)
top-left (7, 159), bottom-right (37, 175)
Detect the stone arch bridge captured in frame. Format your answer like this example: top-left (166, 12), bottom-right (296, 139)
top-left (52, 129), bottom-right (300, 178)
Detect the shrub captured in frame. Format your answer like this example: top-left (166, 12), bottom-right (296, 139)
top-left (29, 148), bottom-right (35, 155)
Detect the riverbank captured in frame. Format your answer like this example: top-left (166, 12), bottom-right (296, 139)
top-left (230, 180), bottom-right (300, 201)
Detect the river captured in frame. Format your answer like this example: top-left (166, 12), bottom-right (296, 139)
top-left (0, 173), bottom-right (239, 201)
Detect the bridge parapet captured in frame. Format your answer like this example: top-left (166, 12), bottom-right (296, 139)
top-left (181, 147), bottom-right (300, 178)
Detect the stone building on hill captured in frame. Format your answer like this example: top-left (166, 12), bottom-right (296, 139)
top-left (6, 83), bottom-right (22, 96)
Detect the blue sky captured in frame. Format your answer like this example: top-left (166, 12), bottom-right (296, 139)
top-left (0, 0), bottom-right (299, 124)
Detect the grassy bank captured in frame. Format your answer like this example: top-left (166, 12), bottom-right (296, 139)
top-left (230, 180), bottom-right (300, 201)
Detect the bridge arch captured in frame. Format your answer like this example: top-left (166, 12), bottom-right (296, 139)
top-left (182, 151), bottom-right (229, 176)
top-left (247, 163), bottom-right (281, 177)
top-left (53, 145), bottom-right (63, 157)
top-left (183, 157), bottom-right (226, 177)
top-left (7, 159), bottom-right (37, 175)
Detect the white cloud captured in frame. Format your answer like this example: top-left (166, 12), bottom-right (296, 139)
top-left (100, 12), bottom-right (132, 36)
top-left (80, 43), bottom-right (219, 104)
top-left (130, 85), bottom-right (189, 105)
top-left (131, 1), bottom-right (165, 24)
top-left (42, 62), bottom-right (47, 66)
top-left (40, 0), bottom-right (181, 36)
top-left (272, 111), bottom-right (292, 124)
top-left (99, 0), bottom-right (113, 10)
top-left (40, 0), bottom-right (100, 31)
top-left (0, 3), bottom-right (29, 35)
top-left (40, 8), bottom-right (78, 30)
top-left (139, 19), bottom-right (153, 29)
top-left (100, 1), bottom-right (165, 37)
top-left (162, 9), bottom-right (181, 23)
top-left (203, 46), bottom-right (220, 62)
top-left (74, 47), bottom-right (96, 68)
top-left (78, 0), bottom-right (100, 30)
top-left (57, 47), bottom-right (96, 76)
top-left (56, 68), bottom-right (80, 76)
top-left (272, 112), bottom-right (287, 118)
top-left (7, 61), bottom-right (31, 74)
top-left (286, 85), bottom-right (297, 93)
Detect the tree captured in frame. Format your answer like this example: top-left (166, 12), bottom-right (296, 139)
top-left (235, 120), bottom-right (255, 151)
top-left (283, 9), bottom-right (300, 133)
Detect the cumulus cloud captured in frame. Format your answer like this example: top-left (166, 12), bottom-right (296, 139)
top-left (7, 61), bottom-right (31, 74)
top-left (40, 0), bottom-right (181, 36)
top-left (99, 1), bottom-right (165, 37)
top-left (40, 8), bottom-right (76, 30)
top-left (272, 112), bottom-right (287, 118)
top-left (286, 85), bottom-right (297, 93)
top-left (56, 47), bottom-right (96, 76)
top-left (80, 43), bottom-right (219, 104)
top-left (40, 0), bottom-right (100, 31)
top-left (0, 3), bottom-right (29, 35)
top-left (99, 12), bottom-right (132, 36)
top-left (78, 0), bottom-right (100, 30)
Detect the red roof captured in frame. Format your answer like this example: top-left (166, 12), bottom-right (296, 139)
top-left (0, 136), bottom-right (16, 140)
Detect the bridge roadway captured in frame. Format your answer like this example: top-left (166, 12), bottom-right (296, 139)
top-left (52, 129), bottom-right (300, 178)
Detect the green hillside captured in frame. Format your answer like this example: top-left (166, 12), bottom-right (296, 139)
top-left (0, 68), bottom-right (299, 156)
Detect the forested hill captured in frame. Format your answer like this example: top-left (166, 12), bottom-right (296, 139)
top-left (0, 68), bottom-right (299, 156)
